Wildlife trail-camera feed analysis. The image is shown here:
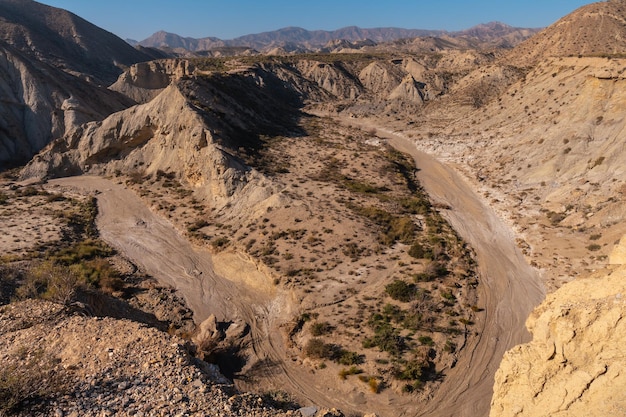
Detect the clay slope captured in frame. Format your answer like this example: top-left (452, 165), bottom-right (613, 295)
top-left (507, 0), bottom-right (626, 66)
top-left (0, 40), bottom-right (133, 167)
top-left (0, 0), bottom-right (150, 84)
top-left (490, 261), bottom-right (626, 416)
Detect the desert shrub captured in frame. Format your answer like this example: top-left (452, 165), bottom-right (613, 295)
top-left (408, 242), bottom-right (432, 259)
top-left (382, 303), bottom-right (405, 323)
top-left (349, 205), bottom-right (416, 245)
top-left (310, 321), bottom-right (333, 336)
top-left (52, 239), bottom-right (112, 265)
top-left (418, 336), bottom-right (434, 346)
top-left (363, 320), bottom-right (406, 356)
top-left (0, 192), bottom-right (8, 205)
top-left (587, 244), bottom-right (601, 251)
top-left (342, 242), bottom-right (367, 260)
top-left (440, 290), bottom-right (456, 303)
top-left (368, 377), bottom-right (380, 393)
top-left (592, 156), bottom-right (605, 168)
top-left (395, 359), bottom-right (425, 382)
top-left (187, 219), bottom-right (209, 232)
top-left (17, 261), bottom-right (84, 305)
top-left (211, 237), bottom-right (230, 250)
top-left (304, 338), bottom-right (336, 360)
top-left (421, 261), bottom-right (449, 279)
top-left (0, 348), bottom-right (67, 414)
top-left (261, 390), bottom-right (299, 410)
top-left (338, 366), bottom-right (363, 380)
top-left (16, 186), bottom-right (39, 197)
top-left (343, 179), bottom-right (383, 194)
top-left (45, 193), bottom-right (66, 203)
top-left (399, 197), bottom-right (430, 215)
top-left (70, 258), bottom-right (123, 292)
top-left (385, 279), bottom-right (416, 302)
top-left (338, 350), bottom-right (364, 366)
top-left (546, 211), bottom-right (566, 225)
top-left (443, 340), bottom-right (457, 353)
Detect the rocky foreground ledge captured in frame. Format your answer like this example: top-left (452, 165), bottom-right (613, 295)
top-left (0, 299), bottom-right (344, 417)
top-left (490, 243), bottom-right (626, 417)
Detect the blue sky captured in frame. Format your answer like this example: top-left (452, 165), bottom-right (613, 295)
top-left (38, 0), bottom-right (593, 41)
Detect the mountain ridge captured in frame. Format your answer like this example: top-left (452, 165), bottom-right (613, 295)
top-left (135, 22), bottom-right (541, 52)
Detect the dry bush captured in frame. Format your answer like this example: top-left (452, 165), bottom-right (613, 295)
top-left (17, 261), bottom-right (83, 305)
top-left (0, 347), bottom-right (67, 414)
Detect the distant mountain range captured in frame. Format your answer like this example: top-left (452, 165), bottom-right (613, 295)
top-left (128, 22), bottom-right (541, 53)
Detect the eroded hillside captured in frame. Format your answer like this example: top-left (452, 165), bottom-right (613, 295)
top-left (4, 1), bottom-right (626, 416)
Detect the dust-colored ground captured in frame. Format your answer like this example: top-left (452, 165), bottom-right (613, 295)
top-left (32, 112), bottom-right (545, 417)
top-left (0, 184), bottom-right (83, 257)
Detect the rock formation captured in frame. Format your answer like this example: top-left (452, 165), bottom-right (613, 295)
top-left (490, 263), bottom-right (626, 416)
top-left (0, 41), bottom-right (133, 166)
top-left (110, 59), bottom-right (197, 103)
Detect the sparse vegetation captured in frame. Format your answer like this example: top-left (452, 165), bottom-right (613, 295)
top-left (0, 348), bottom-right (68, 414)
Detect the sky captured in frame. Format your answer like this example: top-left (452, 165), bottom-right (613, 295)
top-left (38, 0), bottom-right (594, 41)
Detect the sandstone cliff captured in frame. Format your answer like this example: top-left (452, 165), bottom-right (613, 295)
top-left (490, 262), bottom-right (626, 416)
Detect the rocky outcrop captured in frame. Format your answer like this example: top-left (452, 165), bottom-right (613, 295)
top-left (490, 264), bottom-right (626, 416)
top-left (110, 59), bottom-right (197, 103)
top-left (294, 60), bottom-right (364, 100)
top-left (358, 62), bottom-right (403, 96)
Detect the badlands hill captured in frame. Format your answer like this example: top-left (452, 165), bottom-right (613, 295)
top-left (507, 0), bottom-right (626, 66)
top-left (0, 0), bottom-right (154, 167)
top-left (3, 0), bottom-right (626, 416)
top-left (0, 41), bottom-right (134, 167)
top-left (0, 0), bottom-right (150, 84)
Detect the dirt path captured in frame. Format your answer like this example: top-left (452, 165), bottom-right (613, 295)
top-left (49, 176), bottom-right (259, 323)
top-left (363, 123), bottom-right (546, 417)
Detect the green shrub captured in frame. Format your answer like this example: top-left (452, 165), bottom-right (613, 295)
top-left (385, 280), bottom-right (416, 302)
top-left (418, 336), bottom-right (434, 346)
top-left (338, 366), bottom-right (363, 380)
top-left (408, 242), bottom-right (432, 259)
top-left (17, 261), bottom-right (84, 305)
top-left (310, 321), bottom-right (333, 336)
top-left (363, 320), bottom-right (405, 356)
top-left (304, 338), bottom-right (336, 359)
top-left (338, 350), bottom-right (364, 366)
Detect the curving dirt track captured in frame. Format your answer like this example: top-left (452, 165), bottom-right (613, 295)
top-left (373, 125), bottom-right (546, 417)
top-left (49, 117), bottom-right (545, 417)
